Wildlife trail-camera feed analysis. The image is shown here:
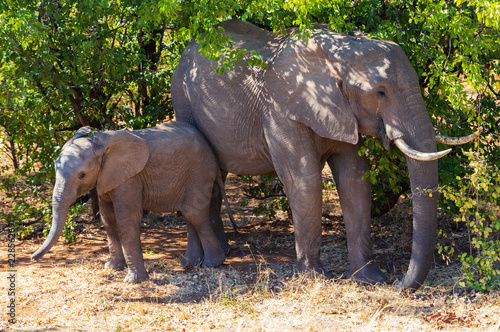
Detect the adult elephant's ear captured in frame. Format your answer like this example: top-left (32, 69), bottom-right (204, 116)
top-left (264, 35), bottom-right (359, 145)
top-left (93, 129), bottom-right (149, 196)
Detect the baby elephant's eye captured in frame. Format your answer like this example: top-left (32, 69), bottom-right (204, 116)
top-left (378, 90), bottom-right (386, 98)
top-left (78, 172), bottom-right (86, 180)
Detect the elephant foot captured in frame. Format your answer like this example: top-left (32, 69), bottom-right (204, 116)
top-left (201, 250), bottom-right (226, 268)
top-left (123, 269), bottom-right (149, 283)
top-left (349, 263), bottom-right (387, 284)
top-left (105, 258), bottom-right (127, 270)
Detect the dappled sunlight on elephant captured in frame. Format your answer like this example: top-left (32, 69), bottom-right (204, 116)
top-left (171, 20), bottom-right (478, 290)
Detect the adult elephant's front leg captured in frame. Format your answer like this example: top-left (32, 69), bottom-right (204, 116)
top-left (327, 143), bottom-right (387, 284)
top-left (264, 117), bottom-right (328, 276)
top-left (283, 169), bottom-right (327, 275)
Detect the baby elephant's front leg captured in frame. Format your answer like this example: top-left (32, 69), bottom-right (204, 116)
top-left (121, 227), bottom-right (149, 283)
top-left (100, 200), bottom-right (127, 270)
top-left (111, 191), bottom-right (148, 282)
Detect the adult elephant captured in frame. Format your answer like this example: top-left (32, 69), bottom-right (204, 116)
top-left (171, 20), bottom-right (478, 290)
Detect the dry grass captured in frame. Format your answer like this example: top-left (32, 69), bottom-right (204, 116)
top-left (1, 166), bottom-right (500, 331)
top-left (3, 261), bottom-right (500, 331)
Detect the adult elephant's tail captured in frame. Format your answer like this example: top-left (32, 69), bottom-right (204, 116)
top-left (216, 170), bottom-right (237, 232)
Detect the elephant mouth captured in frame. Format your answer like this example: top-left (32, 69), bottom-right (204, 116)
top-left (380, 130), bottom-right (392, 151)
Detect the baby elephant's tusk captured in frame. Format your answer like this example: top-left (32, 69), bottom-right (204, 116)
top-left (394, 138), bottom-right (451, 161)
top-left (435, 127), bottom-right (483, 145)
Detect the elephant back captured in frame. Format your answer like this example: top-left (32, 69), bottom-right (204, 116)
top-left (215, 20), bottom-right (283, 63)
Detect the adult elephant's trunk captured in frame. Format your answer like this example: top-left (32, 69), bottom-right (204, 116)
top-left (402, 156), bottom-right (438, 290)
top-left (387, 99), bottom-right (439, 290)
top-left (31, 186), bottom-right (73, 261)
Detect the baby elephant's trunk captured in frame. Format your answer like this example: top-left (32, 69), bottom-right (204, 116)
top-left (31, 194), bottom-right (71, 261)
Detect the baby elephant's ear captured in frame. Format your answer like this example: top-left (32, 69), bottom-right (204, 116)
top-left (93, 129), bottom-right (149, 196)
top-left (62, 126), bottom-right (94, 150)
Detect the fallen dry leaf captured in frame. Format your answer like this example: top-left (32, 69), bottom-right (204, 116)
top-left (423, 309), bottom-right (476, 329)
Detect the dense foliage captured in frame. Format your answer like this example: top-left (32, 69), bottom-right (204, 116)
top-left (1, 0), bottom-right (182, 240)
top-left (1, 0), bottom-right (498, 290)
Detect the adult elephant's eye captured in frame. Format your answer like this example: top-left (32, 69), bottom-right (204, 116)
top-left (78, 172), bottom-right (86, 180)
top-left (378, 90), bottom-right (386, 98)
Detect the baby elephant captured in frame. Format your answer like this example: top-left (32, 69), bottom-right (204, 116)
top-left (32, 122), bottom-right (231, 282)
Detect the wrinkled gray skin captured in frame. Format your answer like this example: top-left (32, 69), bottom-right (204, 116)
top-left (172, 20), bottom-right (439, 290)
top-left (31, 122), bottom-right (226, 282)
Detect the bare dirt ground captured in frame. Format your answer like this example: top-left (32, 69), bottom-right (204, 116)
top-left (1, 164), bottom-right (499, 331)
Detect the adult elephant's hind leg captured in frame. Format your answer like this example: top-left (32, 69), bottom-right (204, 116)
top-left (327, 144), bottom-right (387, 284)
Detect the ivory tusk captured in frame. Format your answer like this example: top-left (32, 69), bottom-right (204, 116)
top-left (435, 127), bottom-right (483, 145)
top-left (394, 138), bottom-right (451, 161)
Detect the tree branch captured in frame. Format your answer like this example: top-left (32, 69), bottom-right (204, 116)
top-left (1, 214), bottom-right (44, 232)
top-left (487, 81), bottom-right (500, 98)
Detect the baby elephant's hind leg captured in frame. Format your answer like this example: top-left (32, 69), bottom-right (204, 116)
top-left (180, 221), bottom-right (204, 267)
top-left (183, 208), bottom-right (226, 267)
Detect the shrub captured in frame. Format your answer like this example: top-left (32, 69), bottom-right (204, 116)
top-left (442, 149), bottom-right (500, 291)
